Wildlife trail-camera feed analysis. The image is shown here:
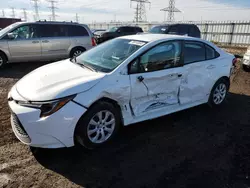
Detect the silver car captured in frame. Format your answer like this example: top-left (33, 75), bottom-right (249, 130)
top-left (0, 21), bottom-right (96, 68)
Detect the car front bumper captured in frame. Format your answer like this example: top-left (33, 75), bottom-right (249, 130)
top-left (8, 95), bottom-right (86, 148)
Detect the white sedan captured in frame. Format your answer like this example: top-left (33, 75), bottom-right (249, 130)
top-left (8, 34), bottom-right (235, 149)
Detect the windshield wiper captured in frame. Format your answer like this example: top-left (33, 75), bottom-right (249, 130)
top-left (72, 60), bottom-right (97, 72)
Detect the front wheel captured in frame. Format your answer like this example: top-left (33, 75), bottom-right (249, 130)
top-left (75, 101), bottom-right (121, 149)
top-left (208, 78), bottom-right (229, 107)
top-left (243, 64), bottom-right (250, 72)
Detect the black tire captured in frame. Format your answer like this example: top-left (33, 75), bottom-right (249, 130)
top-left (208, 78), bottom-right (230, 107)
top-left (242, 64), bottom-right (250, 72)
top-left (0, 51), bottom-right (7, 68)
top-left (75, 101), bottom-right (121, 149)
top-left (70, 47), bottom-right (85, 59)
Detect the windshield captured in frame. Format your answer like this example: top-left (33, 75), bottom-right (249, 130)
top-left (107, 27), bottom-right (118, 32)
top-left (149, 26), bottom-right (169, 34)
top-left (75, 38), bottom-right (147, 73)
top-left (0, 22), bottom-right (21, 37)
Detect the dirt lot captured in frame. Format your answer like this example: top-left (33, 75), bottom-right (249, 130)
top-left (0, 60), bottom-right (250, 188)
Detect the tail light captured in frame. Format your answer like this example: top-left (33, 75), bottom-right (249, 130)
top-left (91, 37), bottom-right (96, 46)
top-left (232, 58), bottom-right (237, 67)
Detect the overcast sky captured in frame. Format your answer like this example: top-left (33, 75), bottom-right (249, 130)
top-left (0, 0), bottom-right (250, 23)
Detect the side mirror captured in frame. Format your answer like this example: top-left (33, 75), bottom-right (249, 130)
top-left (117, 30), bottom-right (121, 33)
top-left (7, 33), bottom-right (16, 39)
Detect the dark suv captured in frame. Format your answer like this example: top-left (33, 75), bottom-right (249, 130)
top-left (148, 24), bottom-right (201, 38)
top-left (95, 26), bottom-right (143, 44)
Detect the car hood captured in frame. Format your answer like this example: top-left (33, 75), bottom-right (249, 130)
top-left (15, 59), bottom-right (106, 101)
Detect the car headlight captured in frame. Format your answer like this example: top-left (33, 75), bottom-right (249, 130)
top-left (18, 95), bottom-right (76, 118)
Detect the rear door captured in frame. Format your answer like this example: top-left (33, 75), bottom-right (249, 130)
top-left (7, 24), bottom-right (41, 62)
top-left (129, 41), bottom-right (183, 116)
top-left (40, 24), bottom-right (71, 60)
top-left (179, 41), bottom-right (210, 104)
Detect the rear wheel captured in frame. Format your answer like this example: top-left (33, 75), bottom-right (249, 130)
top-left (0, 52), bottom-right (7, 68)
top-left (70, 48), bottom-right (85, 59)
top-left (208, 78), bottom-right (229, 107)
top-left (75, 101), bottom-right (121, 149)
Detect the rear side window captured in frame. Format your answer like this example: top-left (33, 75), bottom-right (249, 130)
top-left (135, 27), bottom-right (143, 32)
top-left (40, 24), bottom-right (67, 37)
top-left (68, 25), bottom-right (89, 37)
top-left (189, 26), bottom-right (200, 38)
top-left (184, 42), bottom-right (206, 64)
top-left (178, 25), bottom-right (189, 36)
top-left (206, 45), bottom-right (220, 60)
top-left (120, 27), bottom-right (133, 32)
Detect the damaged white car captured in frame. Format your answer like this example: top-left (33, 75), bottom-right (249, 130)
top-left (8, 34), bottom-right (235, 149)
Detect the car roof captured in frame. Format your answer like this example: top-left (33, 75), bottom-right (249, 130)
top-left (120, 34), bottom-right (197, 42)
top-left (153, 24), bottom-right (196, 27)
top-left (17, 21), bottom-right (88, 27)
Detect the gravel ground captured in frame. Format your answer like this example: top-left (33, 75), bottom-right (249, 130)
top-left (0, 60), bottom-right (250, 188)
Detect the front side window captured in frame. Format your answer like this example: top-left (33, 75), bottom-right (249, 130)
top-left (149, 26), bottom-right (168, 34)
top-left (184, 42), bottom-right (205, 64)
top-left (11, 25), bottom-right (38, 40)
top-left (168, 26), bottom-right (178, 34)
top-left (75, 38), bottom-right (146, 73)
top-left (135, 41), bottom-right (181, 73)
top-left (108, 27), bottom-right (118, 32)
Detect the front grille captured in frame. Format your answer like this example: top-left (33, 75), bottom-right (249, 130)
top-left (11, 112), bottom-right (31, 143)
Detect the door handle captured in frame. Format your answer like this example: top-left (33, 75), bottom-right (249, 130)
top-left (207, 65), bottom-right (216, 69)
top-left (137, 76), bottom-right (144, 82)
top-left (42, 40), bottom-right (49, 43)
top-left (32, 41), bottom-right (39, 44)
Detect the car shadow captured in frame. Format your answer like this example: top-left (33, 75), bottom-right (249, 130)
top-left (32, 93), bottom-right (250, 188)
top-left (0, 61), bottom-right (52, 79)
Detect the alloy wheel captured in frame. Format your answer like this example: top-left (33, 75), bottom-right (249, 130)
top-left (87, 110), bottom-right (115, 144)
top-left (213, 83), bottom-right (227, 105)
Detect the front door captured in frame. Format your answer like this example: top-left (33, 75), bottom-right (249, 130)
top-left (7, 24), bottom-right (41, 62)
top-left (129, 41), bottom-right (183, 116)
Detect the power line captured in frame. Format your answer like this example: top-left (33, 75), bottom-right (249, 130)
top-left (10, 7), bottom-right (16, 18)
top-left (161, 0), bottom-right (181, 22)
top-left (31, 0), bottom-right (40, 21)
top-left (22, 8), bottom-right (28, 21)
top-left (47, 0), bottom-right (58, 21)
top-left (131, 0), bottom-right (151, 23)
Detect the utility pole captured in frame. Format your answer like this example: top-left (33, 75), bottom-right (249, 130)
top-left (10, 7), bottom-right (16, 18)
top-left (161, 0), bottom-right (181, 22)
top-left (75, 13), bottom-right (79, 23)
top-left (22, 8), bottom-right (28, 21)
top-left (2, 10), bottom-right (5, 17)
top-left (130, 0), bottom-right (151, 23)
top-left (47, 0), bottom-right (58, 21)
top-left (31, 0), bottom-right (40, 21)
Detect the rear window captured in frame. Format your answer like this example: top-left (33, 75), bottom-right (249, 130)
top-left (149, 26), bottom-right (168, 34)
